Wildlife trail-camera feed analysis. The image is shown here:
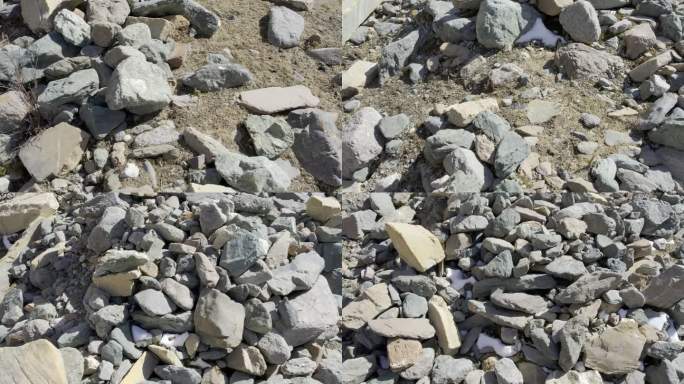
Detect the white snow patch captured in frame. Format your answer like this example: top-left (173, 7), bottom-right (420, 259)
top-left (131, 325), bottom-right (153, 343)
top-left (476, 333), bottom-right (521, 357)
top-left (123, 162), bottom-right (140, 178)
top-left (516, 18), bottom-right (564, 48)
top-left (161, 332), bottom-right (190, 348)
top-left (446, 268), bottom-right (476, 292)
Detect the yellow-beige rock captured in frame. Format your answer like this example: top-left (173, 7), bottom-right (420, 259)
top-left (120, 352), bottom-right (158, 384)
top-left (92, 270), bottom-right (142, 296)
top-left (446, 98), bottom-right (499, 127)
top-left (342, 60), bottom-right (378, 95)
top-left (428, 295), bottom-right (461, 354)
top-left (0, 192), bottom-right (59, 235)
top-left (148, 345), bottom-right (183, 366)
top-left (387, 338), bottom-right (423, 371)
top-left (536, 0), bottom-right (573, 15)
top-left (385, 222), bottom-right (445, 272)
top-left (341, 283), bottom-right (392, 330)
top-left (583, 319), bottom-right (646, 375)
top-left (20, 0), bottom-right (80, 33)
top-left (0, 339), bottom-right (68, 384)
top-left (306, 196), bottom-right (341, 222)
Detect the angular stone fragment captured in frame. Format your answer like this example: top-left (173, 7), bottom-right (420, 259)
top-left (226, 344), bottom-right (267, 376)
top-left (105, 57), bottom-right (172, 115)
top-left (490, 289), bottom-right (548, 315)
top-left (277, 277), bottom-right (338, 346)
top-left (428, 295), bottom-right (461, 354)
top-left (385, 222), bottom-right (445, 272)
top-left (238, 86), bottom-right (320, 114)
top-left (367, 318), bottom-right (436, 339)
top-left (193, 288), bottom-right (245, 348)
top-left (555, 271), bottom-right (622, 304)
top-left (0, 193), bottom-right (59, 235)
top-left (306, 196), bottom-right (341, 222)
top-left (0, 339), bottom-right (68, 384)
top-left (387, 338), bottom-right (422, 371)
top-left (467, 300), bottom-right (532, 330)
top-left (642, 265), bottom-right (684, 308)
top-left (584, 319), bottom-right (646, 375)
top-left (446, 98), bottom-right (499, 127)
top-left (19, 122), bottom-right (90, 182)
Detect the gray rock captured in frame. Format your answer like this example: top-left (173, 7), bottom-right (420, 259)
top-left (649, 117), bottom-right (684, 151)
top-left (378, 27), bottom-right (430, 82)
top-left (220, 228), bottom-right (268, 277)
top-left (495, 358), bottom-right (523, 384)
top-left (424, 129), bottom-right (475, 165)
top-left (277, 277), bottom-right (338, 346)
top-left (116, 23), bottom-right (152, 48)
top-left (432, 356), bottom-right (475, 384)
top-left (477, 250), bottom-right (513, 278)
top-left (90, 304), bottom-right (127, 338)
top-left (494, 131), bottom-right (529, 178)
top-left (105, 57), bottom-right (172, 115)
top-left (558, 316), bottom-right (589, 371)
top-left (435, 16), bottom-right (476, 43)
top-left (0, 91), bottom-right (31, 132)
top-left (559, 1), bottom-right (600, 44)
top-left (268, 6), bottom-right (304, 48)
top-left (642, 265), bottom-right (684, 308)
top-left (134, 289), bottom-right (175, 316)
top-left (490, 289), bottom-right (548, 315)
top-left (632, 198), bottom-right (679, 237)
top-left (638, 93), bottom-right (678, 131)
top-left (391, 275), bottom-right (437, 298)
top-left (194, 288), bottom-right (245, 348)
top-left (161, 278), bottom-right (194, 311)
top-left (154, 365), bottom-right (201, 384)
top-left (257, 332), bottom-right (292, 365)
top-left (292, 109), bottom-right (342, 186)
top-left (87, 206), bottom-right (127, 254)
top-left (378, 114), bottom-right (410, 140)
top-left (182, 63), bottom-right (254, 92)
top-left (544, 255), bottom-right (588, 280)
top-left (402, 293), bottom-right (428, 318)
top-left (245, 299), bottom-right (272, 334)
top-left (244, 115), bottom-right (294, 159)
top-left (60, 347), bottom-right (84, 384)
top-left (342, 107), bottom-right (383, 178)
top-left (79, 102), bottom-right (126, 140)
top-left (555, 271), bottom-right (622, 304)
top-left (129, 0), bottom-right (220, 37)
top-left (267, 251), bottom-right (325, 295)
top-left (87, 0), bottom-right (130, 24)
top-left (555, 43), bottom-right (624, 80)
top-left (37, 69), bottom-right (99, 118)
top-left (215, 151), bottom-right (292, 193)
top-left (472, 111), bottom-right (510, 143)
top-left (475, 0), bottom-right (538, 49)
top-left (28, 32), bottom-right (80, 68)
top-left (400, 348), bottom-right (435, 380)
top-left (54, 9), bottom-right (91, 47)
top-left (634, 0), bottom-right (672, 17)
top-left (443, 147), bottom-right (490, 192)
top-left (580, 113), bottom-right (601, 128)
top-left (153, 222), bottom-right (186, 242)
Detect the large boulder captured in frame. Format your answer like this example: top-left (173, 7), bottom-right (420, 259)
top-left (0, 339), bottom-right (68, 384)
top-left (105, 57), bottom-right (172, 114)
top-left (555, 43), bottom-right (624, 80)
top-left (476, 0), bottom-right (539, 49)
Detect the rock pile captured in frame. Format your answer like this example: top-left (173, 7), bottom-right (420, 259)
top-left (342, 0), bottom-right (684, 194)
top-left (0, 192), bottom-right (342, 384)
top-left (0, 0), bottom-right (341, 193)
top-left (342, 191), bottom-right (684, 383)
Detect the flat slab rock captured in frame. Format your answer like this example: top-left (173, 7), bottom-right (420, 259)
top-left (0, 192), bottom-right (58, 235)
top-left (238, 85), bottom-right (320, 114)
top-left (0, 339), bottom-right (69, 384)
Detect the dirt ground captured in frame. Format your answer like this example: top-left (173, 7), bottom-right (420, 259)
top-left (343, 18), bottom-right (643, 193)
top-left (1, 0), bottom-right (342, 193)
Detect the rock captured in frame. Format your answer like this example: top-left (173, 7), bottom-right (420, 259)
top-left (244, 115), bottom-right (294, 159)
top-left (489, 63), bottom-right (525, 89)
top-left (268, 251), bottom-right (324, 295)
top-left (226, 345), bottom-right (267, 376)
top-left (193, 289), bottom-right (245, 348)
top-left (494, 131), bottom-right (530, 178)
top-left (20, 0), bottom-right (75, 33)
top-left (0, 339), bottom-right (68, 384)
top-left (238, 86), bottom-right (320, 114)
top-left (580, 113), bottom-right (601, 128)
top-left (546, 370), bottom-right (603, 384)
top-left (257, 332), bottom-right (291, 365)
top-left (0, 91), bottom-right (31, 132)
top-left (555, 271), bottom-right (622, 304)
top-left (490, 289), bottom-right (548, 314)
top-left (432, 356), bottom-right (475, 384)
top-left (467, 300), bottom-right (532, 330)
top-left (584, 319), bottom-right (646, 374)
top-left (37, 68), bottom-right (99, 118)
top-left (555, 43), bottom-right (624, 80)
top-left (367, 318), bottom-right (436, 339)
top-left (387, 338), bottom-right (423, 371)
top-left (435, 16), bottom-right (476, 43)
top-left (268, 6), bottom-right (304, 48)
top-left (307, 47), bottom-right (342, 65)
top-left (428, 295), bottom-right (461, 354)
top-left (443, 147), bottom-right (490, 192)
top-left (342, 107), bottom-right (383, 178)
top-left (306, 196), bottom-right (341, 223)
top-left (537, 0), bottom-right (572, 15)
top-left (623, 23), bottom-right (657, 59)
top-left (648, 118), bottom-right (684, 151)
top-left (220, 228), bottom-right (268, 276)
top-left (378, 27), bottom-right (430, 82)
top-left (87, 0), bottom-right (130, 24)
top-left (385, 222), bottom-right (445, 272)
top-left (378, 113), bottom-right (411, 140)
top-left (642, 265), bottom-right (684, 308)
top-left (527, 100), bottom-right (560, 124)
top-left (424, 129), bottom-right (476, 165)
top-left (447, 98), bottom-right (499, 127)
top-left (53, 9), bottom-right (91, 47)
top-left (19, 122), bottom-right (89, 181)
top-left (80, 103), bottom-right (126, 140)
top-left (341, 283), bottom-right (391, 330)
top-left (215, 151), bottom-right (292, 193)
top-left (129, 0), bottom-right (220, 37)
top-left (182, 126), bottom-right (229, 162)
top-left (106, 57), bottom-right (171, 114)
top-left (182, 63), bottom-right (254, 92)
top-left (28, 32), bottom-right (80, 68)
top-left (342, 60), bottom-right (378, 95)
top-left (277, 277), bottom-right (338, 346)
top-left (291, 109), bottom-right (342, 186)
top-left (495, 358), bottom-right (523, 384)
top-left (476, 0), bottom-right (538, 49)
top-left (154, 365), bottom-right (201, 384)
top-left (559, 1), bottom-right (600, 44)
top-left (629, 50), bottom-right (673, 82)
top-left (161, 278), bottom-right (193, 310)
